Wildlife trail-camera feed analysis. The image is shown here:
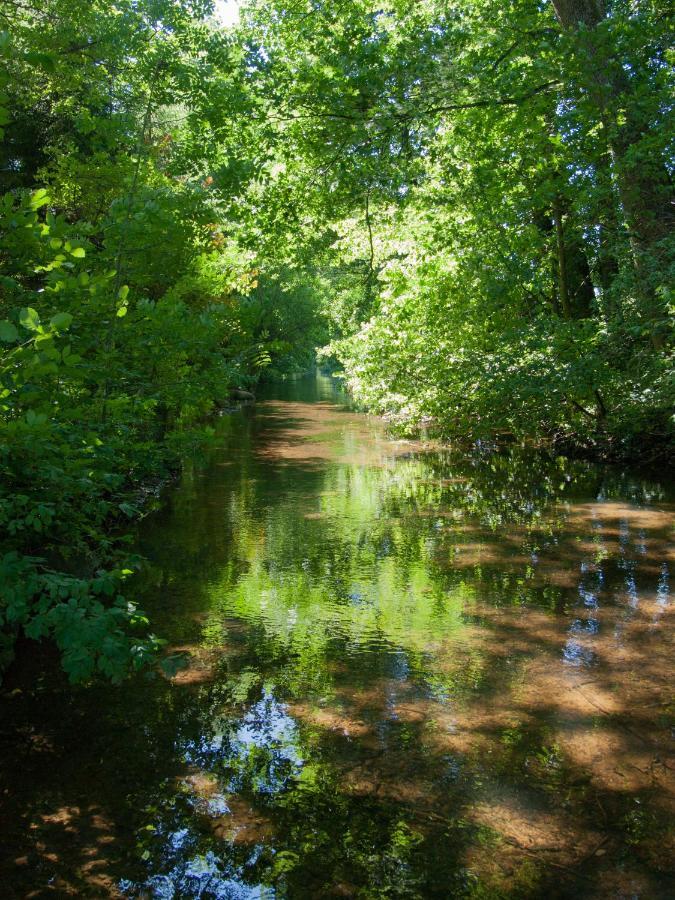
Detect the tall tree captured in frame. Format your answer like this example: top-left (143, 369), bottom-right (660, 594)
top-left (550, 0), bottom-right (673, 341)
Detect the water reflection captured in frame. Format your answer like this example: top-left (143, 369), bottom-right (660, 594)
top-left (124, 689), bottom-right (301, 897)
top-left (657, 563), bottom-right (670, 607)
top-left (121, 847), bottom-right (270, 900)
top-left (1, 376), bottom-right (673, 898)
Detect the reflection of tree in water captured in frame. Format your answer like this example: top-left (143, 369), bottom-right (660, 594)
top-left (182, 688), bottom-right (303, 795)
top-left (3, 395), bottom-right (673, 897)
top-left (123, 688), bottom-right (301, 898)
top-left (150, 413), bottom-right (671, 897)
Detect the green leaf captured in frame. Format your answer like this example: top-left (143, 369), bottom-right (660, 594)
top-left (0, 320), bottom-right (18, 342)
top-left (29, 189), bottom-right (49, 210)
top-left (25, 409), bottom-right (47, 426)
top-left (70, 247), bottom-right (86, 259)
top-left (160, 654), bottom-right (189, 677)
top-left (24, 51), bottom-right (56, 73)
top-left (116, 306), bottom-right (128, 318)
top-left (19, 307), bottom-right (40, 331)
top-left (50, 312), bottom-right (73, 331)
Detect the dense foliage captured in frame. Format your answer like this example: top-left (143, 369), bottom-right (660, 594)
top-left (237, 0), bottom-right (673, 456)
top-left (1, 0), bottom-right (672, 679)
top-left (0, 0), bottom-right (322, 680)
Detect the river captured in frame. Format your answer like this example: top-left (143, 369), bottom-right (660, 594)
top-left (1, 375), bottom-right (673, 898)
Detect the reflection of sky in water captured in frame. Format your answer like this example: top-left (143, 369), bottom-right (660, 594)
top-left (564, 562), bottom-right (603, 666)
top-left (181, 690), bottom-right (303, 792)
top-left (121, 848), bottom-right (272, 899)
top-left (624, 572), bottom-right (639, 609)
top-left (578, 561), bottom-right (603, 609)
top-left (650, 562), bottom-right (670, 628)
top-left (205, 795), bottom-right (231, 817)
top-left (617, 520), bottom-right (639, 607)
top-left (562, 639), bottom-right (596, 667)
top-left (122, 692), bottom-right (298, 897)
top-left (230, 690), bottom-right (303, 793)
top-left (657, 563), bottom-right (670, 608)
top-left (182, 732), bottom-right (225, 767)
top-left (349, 589), bottom-right (367, 605)
top-left (569, 618), bottom-right (599, 635)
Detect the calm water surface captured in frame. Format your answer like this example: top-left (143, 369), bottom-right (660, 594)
top-left (1, 376), bottom-right (673, 898)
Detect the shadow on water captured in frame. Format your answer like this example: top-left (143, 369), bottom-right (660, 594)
top-left (1, 375), bottom-right (673, 898)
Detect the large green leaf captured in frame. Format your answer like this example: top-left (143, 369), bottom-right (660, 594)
top-left (0, 320), bottom-right (18, 342)
top-left (19, 307), bottom-right (40, 331)
top-left (50, 312), bottom-right (74, 332)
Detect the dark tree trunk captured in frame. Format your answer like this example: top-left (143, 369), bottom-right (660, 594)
top-left (553, 196), bottom-right (572, 320)
top-left (550, 0), bottom-right (673, 345)
top-left (566, 233), bottom-right (594, 318)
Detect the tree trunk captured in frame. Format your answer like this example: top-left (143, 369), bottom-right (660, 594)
top-left (550, 0), bottom-right (673, 345)
top-left (553, 196), bottom-right (572, 320)
top-left (566, 231), bottom-right (594, 318)
top-left (550, 0), bottom-right (604, 29)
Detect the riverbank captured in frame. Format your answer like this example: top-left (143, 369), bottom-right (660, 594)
top-left (0, 388), bottom-right (259, 685)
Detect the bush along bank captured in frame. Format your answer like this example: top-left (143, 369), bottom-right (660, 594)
top-left (1, 188), bottom-right (250, 682)
top-left (0, 0), bottom-right (330, 682)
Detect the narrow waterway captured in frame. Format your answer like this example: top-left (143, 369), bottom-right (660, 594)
top-left (1, 376), bottom-right (673, 898)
